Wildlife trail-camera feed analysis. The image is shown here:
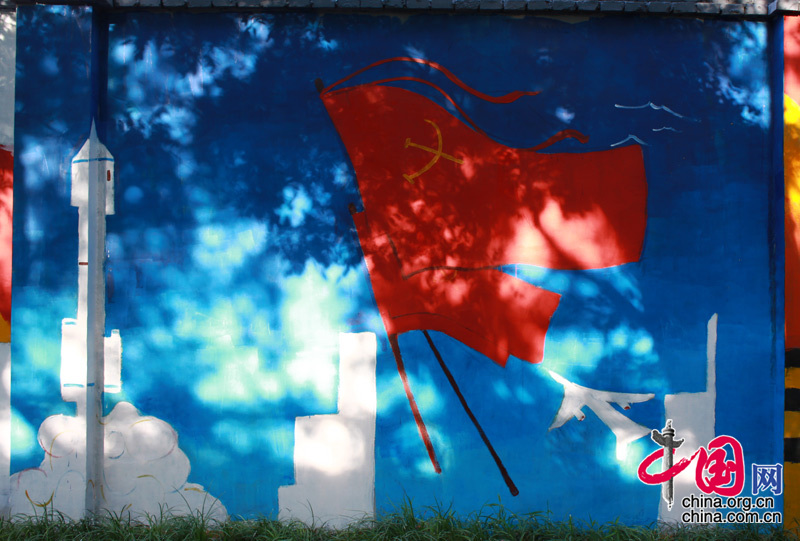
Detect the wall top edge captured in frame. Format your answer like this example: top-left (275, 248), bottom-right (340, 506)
top-left (5, 0), bottom-right (799, 16)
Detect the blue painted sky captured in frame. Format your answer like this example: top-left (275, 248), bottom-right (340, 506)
top-left (11, 8), bottom-right (779, 522)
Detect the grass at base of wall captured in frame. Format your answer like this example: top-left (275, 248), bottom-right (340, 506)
top-left (0, 504), bottom-right (797, 541)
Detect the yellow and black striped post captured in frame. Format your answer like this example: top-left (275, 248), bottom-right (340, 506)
top-left (786, 349), bottom-right (800, 526)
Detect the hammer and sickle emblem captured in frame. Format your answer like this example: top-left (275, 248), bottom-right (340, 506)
top-left (403, 119), bottom-right (464, 184)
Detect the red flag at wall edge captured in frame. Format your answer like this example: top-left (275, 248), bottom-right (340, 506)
top-left (785, 16), bottom-right (800, 349)
top-left (0, 147), bottom-right (11, 343)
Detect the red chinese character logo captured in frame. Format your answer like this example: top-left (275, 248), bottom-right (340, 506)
top-left (638, 421), bottom-right (745, 504)
top-left (694, 435), bottom-right (744, 496)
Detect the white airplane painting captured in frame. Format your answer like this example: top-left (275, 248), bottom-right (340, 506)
top-left (548, 370), bottom-right (655, 460)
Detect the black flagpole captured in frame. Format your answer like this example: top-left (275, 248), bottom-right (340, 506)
top-left (422, 330), bottom-right (519, 496)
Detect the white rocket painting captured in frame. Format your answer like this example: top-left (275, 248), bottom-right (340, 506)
top-left (9, 123), bottom-right (225, 521)
top-left (61, 120), bottom-right (121, 406)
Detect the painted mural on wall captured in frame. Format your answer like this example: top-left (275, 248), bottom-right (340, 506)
top-left (9, 7), bottom-right (781, 525)
top-left (318, 57), bottom-right (650, 495)
top-left (9, 125), bottom-right (225, 520)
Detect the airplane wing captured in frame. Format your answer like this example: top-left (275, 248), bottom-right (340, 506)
top-left (588, 389), bottom-right (655, 410)
top-left (548, 370), bottom-right (655, 456)
top-left (549, 390), bottom-right (586, 430)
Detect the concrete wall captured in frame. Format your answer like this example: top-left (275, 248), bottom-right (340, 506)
top-left (6, 7), bottom-right (785, 526)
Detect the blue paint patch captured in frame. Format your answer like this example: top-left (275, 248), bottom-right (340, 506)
top-left (71, 157), bottom-right (115, 164)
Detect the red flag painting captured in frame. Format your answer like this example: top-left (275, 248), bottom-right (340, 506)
top-left (325, 85), bottom-right (647, 278)
top-left (319, 57), bottom-right (648, 495)
top-left (352, 211), bottom-right (561, 368)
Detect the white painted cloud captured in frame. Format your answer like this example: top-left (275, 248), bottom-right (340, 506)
top-left (10, 402), bottom-right (226, 522)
